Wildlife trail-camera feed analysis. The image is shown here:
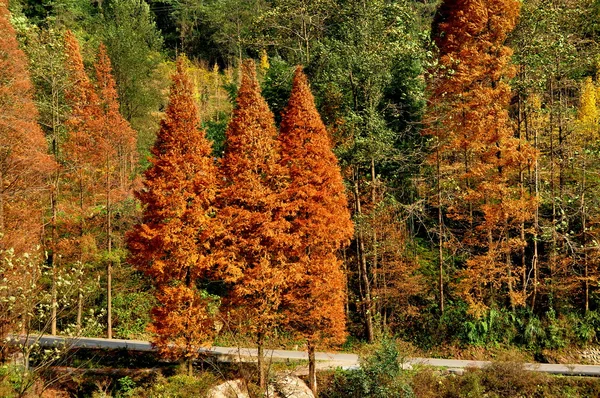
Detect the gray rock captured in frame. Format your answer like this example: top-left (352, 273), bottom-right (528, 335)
top-left (206, 379), bottom-right (249, 398)
top-left (270, 374), bottom-right (314, 398)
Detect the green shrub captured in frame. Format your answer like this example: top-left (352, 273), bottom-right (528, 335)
top-left (321, 339), bottom-right (414, 398)
top-left (132, 373), bottom-right (218, 398)
top-left (116, 376), bottom-right (136, 398)
top-left (113, 291), bottom-right (156, 339)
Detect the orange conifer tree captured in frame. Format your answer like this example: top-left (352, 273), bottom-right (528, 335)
top-left (279, 67), bottom-right (354, 395)
top-left (94, 43), bottom-right (138, 339)
top-left (425, 0), bottom-right (536, 315)
top-left (62, 29), bottom-right (103, 263)
top-left (0, 0), bottom-right (53, 345)
top-left (217, 59), bottom-right (286, 389)
top-left (0, 0), bottom-right (53, 254)
top-left (63, 31), bottom-right (111, 336)
top-left (127, 58), bottom-right (219, 367)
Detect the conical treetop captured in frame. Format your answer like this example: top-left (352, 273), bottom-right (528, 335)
top-left (128, 57), bottom-right (218, 284)
top-left (279, 66), bottom-right (354, 252)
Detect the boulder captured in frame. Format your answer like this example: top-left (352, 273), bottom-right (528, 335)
top-left (270, 374), bottom-right (314, 398)
top-left (206, 379), bottom-right (249, 398)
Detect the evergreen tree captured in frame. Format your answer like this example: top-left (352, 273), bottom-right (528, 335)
top-left (426, 0), bottom-right (536, 315)
top-left (217, 59), bottom-right (287, 389)
top-left (98, 0), bottom-right (164, 157)
top-left (94, 42), bottom-right (138, 339)
top-left (62, 29), bottom-right (106, 335)
top-left (0, 0), bottom-right (53, 254)
top-left (279, 67), bottom-right (353, 396)
top-left (127, 58), bottom-right (219, 363)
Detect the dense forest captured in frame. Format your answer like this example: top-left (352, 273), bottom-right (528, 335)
top-left (4, 0), bottom-right (600, 396)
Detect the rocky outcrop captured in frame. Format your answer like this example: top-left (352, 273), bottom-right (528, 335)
top-left (207, 375), bottom-right (314, 398)
top-left (207, 379), bottom-right (249, 398)
top-left (269, 374), bottom-right (314, 398)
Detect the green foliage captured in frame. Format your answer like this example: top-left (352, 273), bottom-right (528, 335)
top-left (261, 55), bottom-right (293, 125)
top-left (113, 291), bottom-right (156, 339)
top-left (97, 0), bottom-right (165, 164)
top-left (116, 376), bottom-right (136, 398)
top-left (574, 311), bottom-right (600, 345)
top-left (130, 373), bottom-right (217, 398)
top-left (203, 118), bottom-right (227, 157)
top-left (322, 339), bottom-right (414, 398)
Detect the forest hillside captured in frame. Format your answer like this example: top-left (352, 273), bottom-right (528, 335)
top-left (4, 0), bottom-right (600, 396)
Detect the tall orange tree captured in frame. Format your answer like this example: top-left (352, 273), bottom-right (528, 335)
top-left (279, 67), bottom-right (354, 396)
top-left (425, 0), bottom-right (536, 315)
top-left (0, 0), bottom-right (53, 346)
top-left (217, 59), bottom-right (287, 389)
top-left (94, 43), bottom-right (138, 339)
top-left (0, 0), bottom-right (53, 254)
top-left (127, 58), bottom-right (219, 370)
top-left (62, 30), bottom-right (104, 334)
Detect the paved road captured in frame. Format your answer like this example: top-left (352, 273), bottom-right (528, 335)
top-left (14, 335), bottom-right (358, 363)
top-left (406, 357), bottom-right (600, 377)
top-left (13, 335), bottom-right (600, 377)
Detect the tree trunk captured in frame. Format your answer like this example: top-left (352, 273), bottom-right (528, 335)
top-left (257, 332), bottom-right (265, 389)
top-left (549, 78), bottom-right (556, 301)
top-left (50, 181), bottom-right (58, 335)
top-left (436, 146), bottom-right (444, 314)
top-left (187, 357), bottom-right (193, 377)
top-left (370, 158), bottom-right (380, 323)
top-left (77, 287), bottom-right (83, 334)
top-left (106, 155), bottom-right (113, 339)
top-left (354, 170), bottom-right (374, 343)
top-left (532, 107), bottom-right (540, 310)
top-left (582, 156), bottom-right (588, 312)
top-left (51, 260), bottom-right (57, 335)
top-left (0, 169), bottom-right (4, 239)
top-left (308, 341), bottom-right (317, 396)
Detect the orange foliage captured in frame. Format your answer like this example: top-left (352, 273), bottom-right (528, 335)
top-left (279, 67), bottom-right (354, 347)
top-left (369, 204), bottom-right (423, 326)
top-left (63, 30), bottom-right (102, 172)
top-left (95, 43), bottom-right (138, 195)
top-left (61, 30), bottom-right (103, 263)
top-left (127, 58), bottom-right (219, 357)
top-left (217, 59), bottom-right (287, 338)
top-left (426, 0), bottom-right (537, 315)
top-left (0, 0), bottom-right (54, 253)
top-left (150, 284), bottom-right (215, 361)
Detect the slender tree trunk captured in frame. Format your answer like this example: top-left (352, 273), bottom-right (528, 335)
top-left (354, 169), bottom-right (374, 343)
top-left (532, 103), bottom-right (540, 310)
top-left (549, 78), bottom-right (556, 301)
top-left (77, 172), bottom-right (85, 332)
top-left (257, 332), bottom-right (265, 389)
top-left (370, 158), bottom-right (380, 323)
top-left (518, 94), bottom-right (527, 302)
top-left (0, 169), bottom-right (4, 238)
top-left (436, 146), bottom-right (444, 314)
top-left (50, 84), bottom-right (60, 336)
top-left (343, 249), bottom-right (350, 317)
top-left (308, 341), bottom-right (317, 396)
top-left (506, 226), bottom-right (516, 313)
top-left (50, 186), bottom-right (58, 335)
top-left (50, 180), bottom-right (58, 335)
top-left (77, 285), bottom-right (83, 334)
top-left (106, 156), bottom-right (113, 339)
top-left (582, 156), bottom-right (588, 312)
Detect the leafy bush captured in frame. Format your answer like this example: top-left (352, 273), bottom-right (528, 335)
top-left (116, 376), bottom-right (136, 398)
top-left (322, 339), bottom-right (414, 398)
top-left (131, 373), bottom-right (218, 398)
top-left (113, 291), bottom-right (155, 339)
